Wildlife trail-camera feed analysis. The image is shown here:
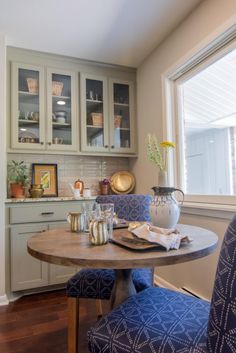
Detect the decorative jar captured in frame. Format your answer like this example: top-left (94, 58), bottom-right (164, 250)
top-left (150, 186), bottom-right (184, 229)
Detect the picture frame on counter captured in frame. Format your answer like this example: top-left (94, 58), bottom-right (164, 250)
top-left (32, 163), bottom-right (58, 197)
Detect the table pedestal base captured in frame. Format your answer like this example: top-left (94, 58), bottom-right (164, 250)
top-left (111, 269), bottom-right (137, 308)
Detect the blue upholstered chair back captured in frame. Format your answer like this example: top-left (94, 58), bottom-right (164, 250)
top-left (96, 194), bottom-right (152, 222)
top-left (207, 215), bottom-right (236, 352)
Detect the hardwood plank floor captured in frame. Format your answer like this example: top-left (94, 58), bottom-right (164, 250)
top-left (0, 290), bottom-right (110, 353)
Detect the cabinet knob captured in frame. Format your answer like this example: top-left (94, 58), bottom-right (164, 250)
top-left (40, 141), bottom-right (44, 145)
top-left (48, 142), bottom-right (52, 146)
top-left (105, 145), bottom-right (108, 148)
top-left (111, 145), bottom-right (115, 149)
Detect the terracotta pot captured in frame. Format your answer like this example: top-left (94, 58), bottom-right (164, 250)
top-left (100, 183), bottom-right (110, 195)
top-left (10, 183), bottom-right (25, 198)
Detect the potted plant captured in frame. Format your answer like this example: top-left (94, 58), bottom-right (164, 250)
top-left (99, 178), bottom-right (110, 195)
top-left (7, 160), bottom-right (28, 198)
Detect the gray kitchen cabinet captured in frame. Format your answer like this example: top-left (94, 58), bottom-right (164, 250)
top-left (10, 223), bottom-right (48, 291)
top-left (8, 47), bottom-right (137, 156)
top-left (80, 73), bottom-right (136, 154)
top-left (11, 62), bottom-right (78, 152)
top-left (48, 221), bottom-right (78, 285)
top-left (7, 199), bottom-right (94, 292)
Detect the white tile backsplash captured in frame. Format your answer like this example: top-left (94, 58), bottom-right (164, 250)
top-left (7, 153), bottom-right (130, 197)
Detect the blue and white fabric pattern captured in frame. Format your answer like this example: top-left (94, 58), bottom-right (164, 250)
top-left (96, 194), bottom-right (152, 222)
top-left (88, 287), bottom-right (210, 353)
top-left (66, 268), bottom-right (153, 299)
top-left (88, 215), bottom-right (236, 353)
top-left (207, 215), bottom-right (236, 353)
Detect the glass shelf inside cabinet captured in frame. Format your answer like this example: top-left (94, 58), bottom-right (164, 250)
top-left (113, 83), bottom-right (131, 148)
top-left (51, 73), bottom-right (72, 146)
top-left (18, 68), bottom-right (40, 144)
top-left (85, 78), bottom-right (104, 148)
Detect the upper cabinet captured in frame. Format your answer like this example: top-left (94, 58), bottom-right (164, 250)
top-left (47, 68), bottom-right (77, 151)
top-left (9, 49), bottom-right (136, 156)
top-left (109, 79), bottom-right (135, 153)
top-left (80, 74), bottom-right (109, 152)
top-left (11, 63), bottom-right (45, 150)
top-left (11, 63), bottom-right (78, 152)
top-left (80, 74), bottom-right (136, 154)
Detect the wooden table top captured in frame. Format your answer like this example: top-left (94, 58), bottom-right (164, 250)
top-left (27, 224), bottom-right (218, 269)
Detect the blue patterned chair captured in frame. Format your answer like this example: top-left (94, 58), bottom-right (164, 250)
top-left (66, 194), bottom-right (153, 353)
top-left (88, 216), bottom-right (236, 353)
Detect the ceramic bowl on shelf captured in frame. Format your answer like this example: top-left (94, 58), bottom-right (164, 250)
top-left (56, 117), bottom-right (66, 123)
top-left (55, 111), bottom-right (67, 117)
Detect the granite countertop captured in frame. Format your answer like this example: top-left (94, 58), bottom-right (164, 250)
top-left (5, 196), bottom-right (97, 203)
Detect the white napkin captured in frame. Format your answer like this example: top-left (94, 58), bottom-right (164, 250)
top-left (128, 223), bottom-right (192, 251)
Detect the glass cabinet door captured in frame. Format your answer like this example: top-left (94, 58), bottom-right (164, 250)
top-left (47, 69), bottom-right (77, 151)
top-left (80, 74), bottom-right (108, 152)
top-left (109, 79), bottom-right (135, 153)
top-left (11, 63), bottom-right (45, 149)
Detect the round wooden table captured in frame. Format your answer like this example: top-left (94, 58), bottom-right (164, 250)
top-left (27, 224), bottom-right (218, 307)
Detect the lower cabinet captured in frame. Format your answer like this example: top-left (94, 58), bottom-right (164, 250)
top-left (48, 222), bottom-right (78, 285)
top-left (8, 200), bottom-right (95, 292)
top-left (10, 221), bottom-right (78, 291)
top-left (11, 224), bottom-right (49, 291)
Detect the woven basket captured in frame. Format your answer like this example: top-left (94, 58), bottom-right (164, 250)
top-left (26, 78), bottom-right (38, 93)
top-left (91, 113), bottom-right (103, 126)
top-left (114, 115), bottom-right (122, 128)
top-left (52, 81), bottom-right (63, 96)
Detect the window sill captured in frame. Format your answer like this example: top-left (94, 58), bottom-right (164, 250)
top-left (181, 202), bottom-right (236, 220)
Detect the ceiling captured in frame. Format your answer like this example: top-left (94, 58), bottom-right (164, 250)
top-left (0, 0), bottom-right (203, 67)
top-left (182, 47), bottom-right (236, 135)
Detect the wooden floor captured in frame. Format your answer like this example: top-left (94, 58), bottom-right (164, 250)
top-left (0, 290), bottom-right (110, 353)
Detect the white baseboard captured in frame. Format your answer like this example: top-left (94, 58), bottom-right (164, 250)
top-left (154, 274), bottom-right (188, 295)
top-left (0, 294), bottom-right (9, 306)
top-left (154, 274), bottom-right (209, 300)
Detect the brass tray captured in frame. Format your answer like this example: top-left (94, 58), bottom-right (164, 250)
top-left (110, 171), bottom-right (135, 194)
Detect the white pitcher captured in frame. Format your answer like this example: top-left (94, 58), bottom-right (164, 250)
top-left (69, 183), bottom-right (82, 199)
top-left (150, 187), bottom-right (184, 229)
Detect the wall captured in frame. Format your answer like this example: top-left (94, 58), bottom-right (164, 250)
top-left (0, 34), bottom-right (7, 304)
top-left (132, 0), bottom-right (236, 299)
top-left (7, 153), bottom-right (129, 197)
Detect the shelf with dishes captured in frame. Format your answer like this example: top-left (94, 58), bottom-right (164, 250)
top-left (18, 91), bottom-right (39, 103)
top-left (114, 127), bottom-right (130, 131)
top-left (114, 102), bottom-right (129, 107)
top-left (18, 119), bottom-right (39, 125)
top-left (52, 95), bottom-right (71, 100)
top-left (18, 90), bottom-right (39, 96)
top-left (52, 122), bottom-right (71, 128)
top-left (86, 99), bottom-right (103, 104)
top-left (18, 130), bottom-right (39, 144)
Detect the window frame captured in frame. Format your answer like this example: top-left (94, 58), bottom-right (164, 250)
top-left (162, 30), bottom-right (236, 206)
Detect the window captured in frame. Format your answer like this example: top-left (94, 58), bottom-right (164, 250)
top-left (172, 40), bottom-right (236, 204)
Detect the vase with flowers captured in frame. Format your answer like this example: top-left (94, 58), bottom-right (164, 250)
top-left (99, 178), bottom-right (110, 195)
top-left (147, 134), bottom-right (175, 187)
top-left (146, 134), bottom-right (184, 229)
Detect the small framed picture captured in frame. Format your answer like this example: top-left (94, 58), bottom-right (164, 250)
top-left (32, 163), bottom-right (58, 197)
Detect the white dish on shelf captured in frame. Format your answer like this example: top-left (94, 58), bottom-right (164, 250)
top-left (19, 131), bottom-right (38, 143)
top-left (56, 117), bottom-right (66, 123)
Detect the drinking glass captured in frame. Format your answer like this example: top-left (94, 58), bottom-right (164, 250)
top-left (99, 203), bottom-right (114, 238)
top-left (82, 202), bottom-right (100, 232)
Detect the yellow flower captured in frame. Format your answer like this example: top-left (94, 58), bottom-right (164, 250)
top-left (160, 141), bottom-right (175, 149)
top-left (147, 134), bottom-right (175, 171)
